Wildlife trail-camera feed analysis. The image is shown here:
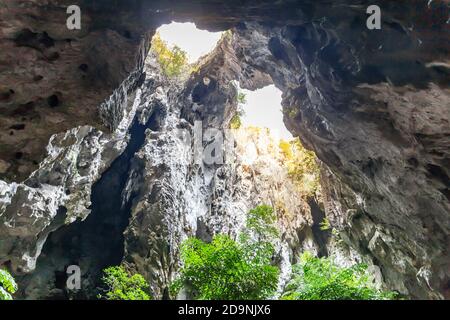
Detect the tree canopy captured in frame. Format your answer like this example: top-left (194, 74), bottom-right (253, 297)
top-left (171, 205), bottom-right (279, 300)
top-left (99, 266), bottom-right (151, 300)
top-left (282, 252), bottom-right (397, 300)
top-left (151, 33), bottom-right (188, 77)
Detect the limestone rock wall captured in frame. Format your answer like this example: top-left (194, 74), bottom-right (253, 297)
top-left (121, 51), bottom-right (323, 299)
top-left (0, 0), bottom-right (448, 299)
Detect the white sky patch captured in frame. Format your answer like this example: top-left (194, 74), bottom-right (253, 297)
top-left (157, 22), bottom-right (223, 63)
top-left (156, 24), bottom-right (291, 141)
top-left (241, 85), bottom-right (293, 141)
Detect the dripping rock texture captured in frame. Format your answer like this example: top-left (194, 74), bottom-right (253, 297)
top-left (0, 0), bottom-right (449, 299)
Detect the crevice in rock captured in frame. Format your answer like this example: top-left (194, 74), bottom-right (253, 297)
top-left (14, 29), bottom-right (55, 51)
top-left (307, 197), bottom-right (330, 258)
top-left (9, 124), bottom-right (26, 131)
top-left (47, 94), bottom-right (60, 108)
top-left (16, 107), bottom-right (162, 299)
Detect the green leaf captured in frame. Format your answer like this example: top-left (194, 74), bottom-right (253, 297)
top-left (281, 252), bottom-right (397, 300)
top-left (173, 232), bottom-right (279, 300)
top-left (98, 266), bottom-right (151, 300)
top-left (0, 269), bottom-right (17, 300)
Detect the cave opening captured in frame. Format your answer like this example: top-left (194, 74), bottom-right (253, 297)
top-left (233, 82), bottom-right (329, 259)
top-left (14, 19), bottom-right (332, 300)
top-left (155, 22), bottom-right (223, 63)
top-left (239, 84), bottom-right (292, 141)
top-left (0, 0), bottom-right (447, 301)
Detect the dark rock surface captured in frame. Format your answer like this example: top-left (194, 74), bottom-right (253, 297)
top-left (0, 0), bottom-right (150, 181)
top-left (0, 0), bottom-right (448, 299)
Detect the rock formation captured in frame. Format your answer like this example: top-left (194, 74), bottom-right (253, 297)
top-left (0, 0), bottom-right (448, 299)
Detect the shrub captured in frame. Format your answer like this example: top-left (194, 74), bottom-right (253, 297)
top-left (279, 140), bottom-right (293, 159)
top-left (279, 138), bottom-right (320, 196)
top-left (229, 90), bottom-right (246, 129)
top-left (0, 269), bottom-right (17, 300)
top-left (282, 252), bottom-right (397, 300)
top-left (172, 235), bottom-right (278, 300)
top-left (230, 114), bottom-right (242, 129)
top-left (98, 266), bottom-right (151, 300)
top-left (285, 107), bottom-right (298, 119)
top-left (151, 33), bottom-right (188, 77)
top-left (172, 205), bottom-right (279, 300)
top-left (319, 218), bottom-right (331, 231)
top-left (237, 91), bottom-right (247, 104)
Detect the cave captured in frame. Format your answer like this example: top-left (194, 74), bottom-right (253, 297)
top-left (16, 111), bottom-right (159, 299)
top-left (0, 0), bottom-right (449, 301)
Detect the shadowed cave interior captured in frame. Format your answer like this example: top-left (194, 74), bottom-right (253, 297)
top-left (0, 1), bottom-right (448, 300)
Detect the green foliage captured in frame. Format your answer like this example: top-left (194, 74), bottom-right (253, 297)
top-left (279, 140), bottom-right (293, 159)
top-left (237, 91), bottom-right (247, 104)
top-left (99, 266), bottom-right (151, 300)
top-left (246, 204), bottom-right (279, 240)
top-left (151, 33), bottom-right (188, 77)
top-left (282, 252), bottom-right (397, 300)
top-left (279, 138), bottom-right (320, 197)
top-left (230, 114), bottom-right (242, 129)
top-left (172, 235), bottom-right (279, 300)
top-left (331, 228), bottom-right (345, 247)
top-left (230, 90), bottom-right (247, 129)
top-left (285, 107), bottom-right (298, 119)
top-left (0, 269), bottom-right (17, 300)
top-left (172, 205), bottom-right (279, 300)
top-left (319, 218), bottom-right (331, 231)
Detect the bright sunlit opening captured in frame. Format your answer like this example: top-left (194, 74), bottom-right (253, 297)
top-left (241, 85), bottom-right (293, 141)
top-left (156, 23), bottom-right (292, 141)
top-left (157, 22), bottom-right (223, 63)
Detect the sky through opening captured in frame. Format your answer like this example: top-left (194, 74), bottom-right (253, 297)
top-left (157, 23), bottom-right (292, 141)
top-left (157, 22), bottom-right (223, 63)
